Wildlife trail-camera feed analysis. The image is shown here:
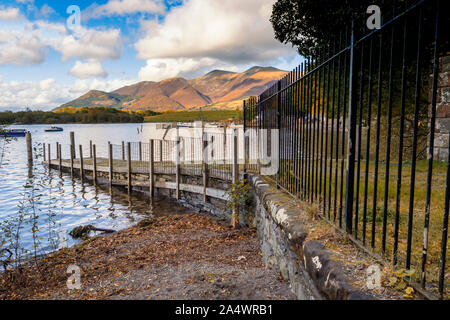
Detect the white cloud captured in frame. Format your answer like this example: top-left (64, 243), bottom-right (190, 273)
top-left (53, 27), bottom-right (122, 62)
top-left (0, 29), bottom-right (47, 65)
top-left (0, 17), bottom-right (122, 66)
top-left (139, 57), bottom-right (218, 81)
top-left (0, 78), bottom-right (135, 110)
top-left (84, 0), bottom-right (165, 19)
top-left (0, 7), bottom-right (23, 20)
top-left (69, 60), bottom-right (108, 79)
top-left (135, 0), bottom-right (296, 79)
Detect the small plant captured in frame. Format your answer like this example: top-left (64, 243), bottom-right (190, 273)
top-left (226, 179), bottom-right (252, 227)
top-left (384, 268), bottom-right (416, 299)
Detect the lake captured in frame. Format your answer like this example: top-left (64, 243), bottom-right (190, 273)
top-left (0, 123), bottom-right (190, 266)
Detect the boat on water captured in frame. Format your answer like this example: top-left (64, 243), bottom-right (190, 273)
top-left (44, 126), bottom-right (64, 132)
top-left (0, 129), bottom-right (29, 137)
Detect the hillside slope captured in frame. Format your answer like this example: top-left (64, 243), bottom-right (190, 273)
top-left (58, 66), bottom-right (287, 112)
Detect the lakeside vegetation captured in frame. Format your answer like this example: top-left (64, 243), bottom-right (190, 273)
top-left (0, 107), bottom-right (244, 125)
top-left (0, 108), bottom-right (160, 125)
top-left (144, 109), bottom-right (243, 123)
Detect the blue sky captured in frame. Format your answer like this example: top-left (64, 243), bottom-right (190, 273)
top-left (0, 0), bottom-right (302, 110)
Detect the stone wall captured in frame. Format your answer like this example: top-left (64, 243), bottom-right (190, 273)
top-left (432, 55), bottom-right (450, 161)
top-left (249, 174), bottom-right (372, 300)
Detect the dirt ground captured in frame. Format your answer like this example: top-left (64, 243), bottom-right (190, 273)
top-left (0, 213), bottom-right (296, 300)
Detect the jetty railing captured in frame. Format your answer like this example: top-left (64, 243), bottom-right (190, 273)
top-left (244, 0), bottom-right (448, 298)
top-left (43, 129), bottom-right (242, 205)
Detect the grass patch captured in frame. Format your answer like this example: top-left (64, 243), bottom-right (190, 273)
top-left (280, 158), bottom-right (449, 296)
top-left (144, 110), bottom-right (243, 123)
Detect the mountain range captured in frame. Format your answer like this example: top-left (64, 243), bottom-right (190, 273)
top-left (58, 66), bottom-right (287, 112)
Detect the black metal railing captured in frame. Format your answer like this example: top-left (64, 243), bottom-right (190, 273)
top-left (244, 0), bottom-right (448, 298)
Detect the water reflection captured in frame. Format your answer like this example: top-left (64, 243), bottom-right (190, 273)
top-left (0, 124), bottom-right (191, 266)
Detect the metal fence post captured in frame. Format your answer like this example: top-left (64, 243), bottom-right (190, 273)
top-left (276, 80), bottom-right (281, 189)
top-left (202, 136), bottom-right (209, 202)
top-left (232, 128), bottom-right (239, 227)
top-left (344, 20), bottom-right (359, 234)
top-left (175, 131), bottom-right (180, 200)
top-left (127, 142), bottom-right (131, 193)
top-left (149, 139), bottom-right (154, 198)
top-left (139, 141), bottom-right (142, 162)
top-left (243, 100), bottom-right (248, 176)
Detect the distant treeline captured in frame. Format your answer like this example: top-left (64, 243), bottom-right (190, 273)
top-left (144, 110), bottom-right (243, 123)
top-left (0, 108), bottom-right (161, 125)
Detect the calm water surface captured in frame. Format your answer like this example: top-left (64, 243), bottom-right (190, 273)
top-left (0, 123), bottom-right (188, 264)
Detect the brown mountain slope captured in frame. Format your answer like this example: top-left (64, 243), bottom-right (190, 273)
top-left (189, 66), bottom-right (287, 103)
top-left (58, 66), bottom-right (287, 112)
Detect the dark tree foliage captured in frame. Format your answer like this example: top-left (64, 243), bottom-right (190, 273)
top-left (0, 108), bottom-right (158, 125)
top-left (270, 0), bottom-right (395, 57)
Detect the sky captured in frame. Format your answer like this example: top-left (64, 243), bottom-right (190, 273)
top-left (0, 0), bottom-right (303, 110)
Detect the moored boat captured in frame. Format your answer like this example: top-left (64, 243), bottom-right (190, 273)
top-left (44, 126), bottom-right (64, 132)
top-left (0, 129), bottom-right (29, 137)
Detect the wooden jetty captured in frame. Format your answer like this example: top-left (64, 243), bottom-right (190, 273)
top-left (42, 132), bottom-right (244, 205)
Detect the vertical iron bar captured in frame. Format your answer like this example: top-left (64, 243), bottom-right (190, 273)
top-left (372, 29), bottom-right (384, 249)
top-left (421, 0), bottom-right (440, 287)
top-left (344, 20), bottom-right (358, 234)
top-left (406, 8), bottom-right (423, 269)
top-left (393, 10), bottom-right (408, 266)
top-left (355, 38), bottom-right (365, 238)
top-left (340, 27), bottom-right (349, 229)
top-left (439, 134), bottom-right (450, 297)
top-left (334, 40), bottom-right (343, 222)
top-left (363, 38), bottom-right (374, 246)
top-left (382, 4), bottom-right (397, 253)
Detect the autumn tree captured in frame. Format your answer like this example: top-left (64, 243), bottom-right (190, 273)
top-left (270, 0), bottom-right (394, 57)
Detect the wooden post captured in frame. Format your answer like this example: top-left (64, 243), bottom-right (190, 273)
top-left (232, 129), bottom-right (239, 228)
top-left (43, 143), bottom-right (46, 162)
top-left (26, 132), bottom-right (33, 167)
top-left (122, 141), bottom-right (126, 161)
top-left (127, 142), bottom-right (132, 193)
top-left (175, 133), bottom-right (180, 200)
top-left (139, 141), bottom-right (142, 162)
top-left (47, 144), bottom-right (51, 167)
top-left (58, 144), bottom-right (62, 174)
top-left (108, 142), bottom-right (113, 187)
top-left (56, 142), bottom-right (59, 159)
top-left (159, 140), bottom-right (163, 162)
top-left (70, 131), bottom-right (75, 159)
top-left (93, 144), bottom-right (97, 185)
top-left (89, 140), bottom-right (93, 159)
top-left (79, 145), bottom-right (84, 182)
top-left (202, 137), bottom-right (209, 202)
top-left (70, 145), bottom-right (74, 178)
top-left (149, 139), bottom-right (154, 198)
